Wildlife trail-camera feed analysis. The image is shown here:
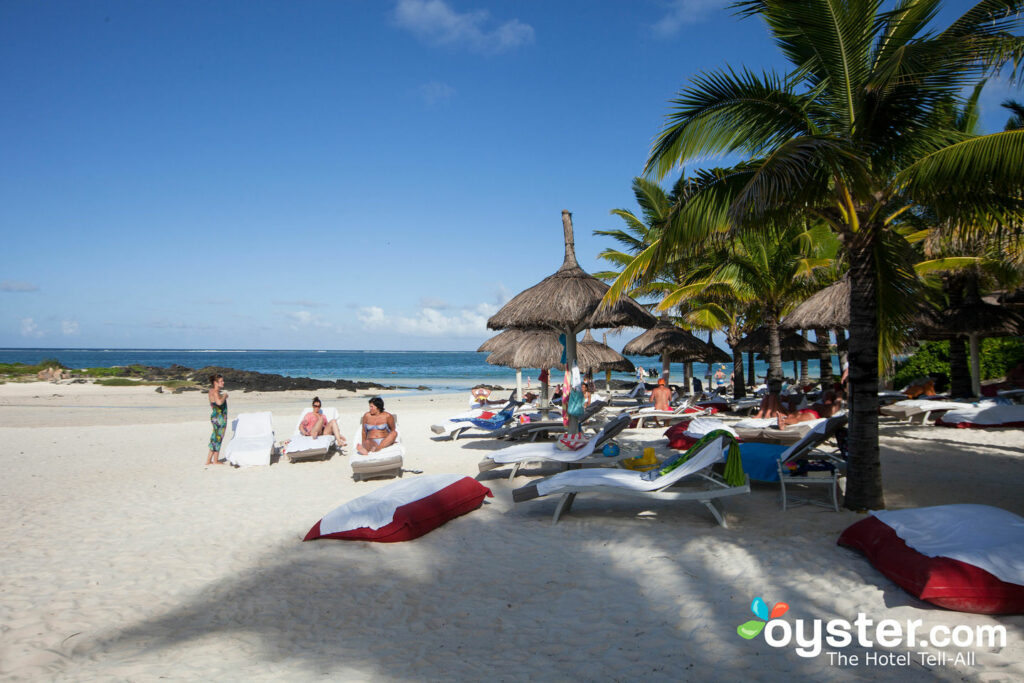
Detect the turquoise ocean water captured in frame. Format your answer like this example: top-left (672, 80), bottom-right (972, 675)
top-left (0, 348), bottom-right (839, 393)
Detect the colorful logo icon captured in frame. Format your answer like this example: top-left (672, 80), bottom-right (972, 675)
top-left (737, 597), bottom-right (789, 639)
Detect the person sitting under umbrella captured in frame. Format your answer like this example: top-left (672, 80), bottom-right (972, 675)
top-left (651, 378), bottom-right (673, 412)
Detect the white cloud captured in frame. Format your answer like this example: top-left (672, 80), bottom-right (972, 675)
top-left (417, 81), bottom-right (456, 105)
top-left (650, 0), bottom-right (725, 37)
top-left (286, 310), bottom-right (334, 330)
top-left (20, 318), bottom-right (43, 337)
top-left (61, 320), bottom-right (80, 336)
top-left (2, 280), bottom-right (39, 293)
top-left (358, 301), bottom-right (497, 337)
top-left (393, 0), bottom-right (534, 54)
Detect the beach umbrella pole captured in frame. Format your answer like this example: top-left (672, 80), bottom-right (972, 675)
top-left (661, 352), bottom-right (670, 383)
top-left (516, 369), bottom-right (522, 402)
top-left (565, 331), bottom-right (579, 433)
top-left (969, 333), bottom-right (981, 397)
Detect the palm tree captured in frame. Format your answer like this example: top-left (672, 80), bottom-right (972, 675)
top-left (633, 1), bottom-right (1024, 510)
top-left (658, 219), bottom-right (835, 381)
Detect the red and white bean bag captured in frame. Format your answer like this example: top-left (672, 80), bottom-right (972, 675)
top-left (838, 505), bottom-right (1024, 614)
top-left (935, 402), bottom-right (1024, 429)
top-left (304, 474), bottom-right (492, 543)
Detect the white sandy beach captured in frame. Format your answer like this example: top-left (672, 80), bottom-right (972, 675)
top-left (1, 381), bottom-right (1022, 681)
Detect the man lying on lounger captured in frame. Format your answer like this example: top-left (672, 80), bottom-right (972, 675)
top-left (777, 388), bottom-right (844, 430)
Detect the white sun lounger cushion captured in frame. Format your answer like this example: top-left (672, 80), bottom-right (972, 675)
top-left (350, 442), bottom-right (405, 465)
top-left (683, 417), bottom-right (738, 439)
top-left (224, 411), bottom-right (275, 467)
top-left (534, 437), bottom-right (726, 496)
top-left (938, 403), bottom-right (1024, 428)
top-left (283, 435), bottom-right (335, 455)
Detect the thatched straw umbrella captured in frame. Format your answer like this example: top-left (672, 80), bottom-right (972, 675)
top-left (477, 330), bottom-right (530, 398)
top-left (781, 279), bottom-right (850, 330)
top-left (737, 328), bottom-right (820, 384)
top-left (924, 297), bottom-right (1024, 396)
top-left (486, 329), bottom-right (633, 414)
top-left (781, 278), bottom-right (849, 381)
top-left (487, 211), bottom-right (656, 431)
top-left (621, 319), bottom-right (708, 384)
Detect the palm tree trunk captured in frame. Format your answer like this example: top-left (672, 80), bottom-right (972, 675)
top-left (683, 362), bottom-right (692, 394)
top-left (766, 316), bottom-right (783, 382)
top-left (799, 330), bottom-right (809, 384)
top-left (949, 336), bottom-right (971, 397)
top-left (815, 328), bottom-right (833, 384)
top-left (835, 328), bottom-right (848, 371)
top-left (845, 239), bottom-right (884, 511)
top-left (732, 350), bottom-right (746, 397)
top-left (729, 332), bottom-right (746, 399)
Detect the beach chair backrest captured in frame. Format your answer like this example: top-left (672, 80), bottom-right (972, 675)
top-left (594, 412), bottom-right (631, 447)
top-left (650, 436), bottom-right (727, 486)
top-left (779, 414), bottom-right (848, 463)
top-left (581, 399), bottom-right (608, 422)
top-left (233, 411), bottom-right (274, 438)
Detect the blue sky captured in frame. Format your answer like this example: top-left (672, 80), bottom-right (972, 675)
top-left (1, 0), bottom-right (1016, 351)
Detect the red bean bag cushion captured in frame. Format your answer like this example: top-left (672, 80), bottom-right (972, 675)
top-left (305, 474), bottom-right (492, 543)
top-left (838, 506), bottom-right (1024, 614)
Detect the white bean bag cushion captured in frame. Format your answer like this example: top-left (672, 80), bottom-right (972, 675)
top-left (304, 474), bottom-right (493, 543)
top-left (936, 402), bottom-right (1024, 429)
top-left (839, 504), bottom-right (1024, 614)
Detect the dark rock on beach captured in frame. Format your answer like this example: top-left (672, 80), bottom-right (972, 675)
top-left (170, 366), bottom-right (413, 393)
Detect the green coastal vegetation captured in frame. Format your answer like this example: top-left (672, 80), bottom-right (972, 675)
top-left (594, 0), bottom-right (1024, 511)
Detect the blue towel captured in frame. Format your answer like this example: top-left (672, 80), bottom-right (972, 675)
top-left (452, 407), bottom-right (515, 431)
top-left (737, 442), bottom-right (789, 482)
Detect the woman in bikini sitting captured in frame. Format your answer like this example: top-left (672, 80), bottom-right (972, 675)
top-left (356, 396), bottom-right (398, 455)
top-left (299, 396), bottom-right (347, 448)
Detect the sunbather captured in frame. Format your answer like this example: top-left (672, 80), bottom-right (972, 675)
top-left (904, 377), bottom-right (937, 399)
top-left (299, 396), bottom-right (347, 447)
top-left (777, 389), bottom-right (844, 430)
top-left (651, 378), bottom-right (673, 412)
top-left (357, 397), bottom-right (398, 454)
top-left (206, 374), bottom-right (227, 466)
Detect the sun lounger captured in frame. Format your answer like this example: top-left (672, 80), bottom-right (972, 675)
top-left (430, 400), bottom-right (522, 440)
top-left (732, 416), bottom-right (824, 445)
top-left (478, 412), bottom-right (632, 479)
top-left (350, 443), bottom-right (405, 481)
top-left (880, 399), bottom-right (967, 424)
top-left (936, 402), bottom-right (1024, 429)
top-left (734, 415), bottom-right (848, 510)
top-left (493, 400), bottom-right (609, 442)
top-left (283, 407), bottom-right (343, 462)
top-left (224, 411), bottom-right (275, 467)
top-left (511, 433), bottom-right (749, 527)
top-left (351, 414), bottom-right (404, 481)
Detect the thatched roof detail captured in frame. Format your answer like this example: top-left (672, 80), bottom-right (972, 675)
top-left (781, 278), bottom-right (849, 330)
top-left (579, 329), bottom-right (635, 372)
top-left (487, 211), bottom-right (657, 333)
top-left (930, 300), bottom-right (1024, 338)
top-left (486, 330), bottom-right (633, 373)
top-left (477, 329), bottom-right (523, 354)
top-left (621, 320), bottom-right (708, 360)
top-left (705, 343), bottom-right (732, 364)
top-left (735, 327), bottom-right (820, 354)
